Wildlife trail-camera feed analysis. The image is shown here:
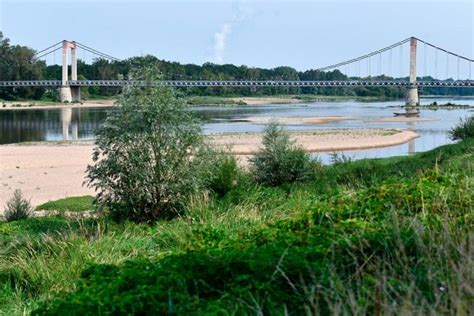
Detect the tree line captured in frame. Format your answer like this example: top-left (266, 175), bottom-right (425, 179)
top-left (1, 32), bottom-right (472, 101)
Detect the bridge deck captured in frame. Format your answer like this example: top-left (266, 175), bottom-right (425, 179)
top-left (0, 80), bottom-right (473, 88)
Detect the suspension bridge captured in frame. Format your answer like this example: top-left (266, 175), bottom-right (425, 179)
top-left (1, 37), bottom-right (473, 104)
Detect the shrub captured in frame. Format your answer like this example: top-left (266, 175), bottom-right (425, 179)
top-left (4, 189), bottom-right (33, 222)
top-left (250, 122), bottom-right (314, 186)
top-left (449, 116), bottom-right (474, 141)
top-left (202, 148), bottom-right (242, 197)
top-left (85, 65), bottom-right (205, 223)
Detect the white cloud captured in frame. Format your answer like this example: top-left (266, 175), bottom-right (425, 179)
top-left (213, 24), bottom-right (232, 64)
top-left (211, 0), bottom-right (255, 64)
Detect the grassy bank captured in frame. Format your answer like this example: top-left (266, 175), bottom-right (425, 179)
top-left (36, 196), bottom-right (94, 212)
top-left (0, 139), bottom-right (472, 314)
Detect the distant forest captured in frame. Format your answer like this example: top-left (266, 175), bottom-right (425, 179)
top-left (1, 32), bottom-right (472, 101)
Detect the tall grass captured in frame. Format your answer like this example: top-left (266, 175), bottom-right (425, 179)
top-left (0, 138), bottom-right (472, 314)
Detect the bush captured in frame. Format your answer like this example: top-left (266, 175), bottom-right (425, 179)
top-left (202, 148), bottom-right (242, 197)
top-left (450, 116), bottom-right (474, 141)
top-left (4, 189), bottom-right (33, 222)
top-left (250, 122), bottom-right (314, 186)
top-left (85, 65), bottom-right (205, 223)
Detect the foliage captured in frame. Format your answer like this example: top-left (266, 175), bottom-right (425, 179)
top-left (250, 122), bottom-right (315, 186)
top-left (1, 138), bottom-right (473, 315)
top-left (201, 148), bottom-right (242, 197)
top-left (36, 196), bottom-right (94, 212)
top-left (85, 65), bottom-right (204, 223)
top-left (449, 115), bottom-right (474, 141)
top-left (3, 190), bottom-right (33, 222)
top-left (0, 32), bottom-right (45, 100)
top-left (32, 168), bottom-right (473, 315)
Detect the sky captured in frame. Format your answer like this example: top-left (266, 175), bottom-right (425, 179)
top-left (0, 0), bottom-right (473, 77)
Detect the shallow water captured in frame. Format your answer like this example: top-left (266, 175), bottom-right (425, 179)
top-left (0, 97), bottom-right (472, 163)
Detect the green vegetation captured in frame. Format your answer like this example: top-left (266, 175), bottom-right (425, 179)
top-left (3, 190), bottom-right (33, 222)
top-left (203, 149), bottom-right (242, 197)
top-left (420, 101), bottom-right (472, 110)
top-left (0, 136), bottom-right (471, 314)
top-left (36, 196), bottom-right (94, 212)
top-left (185, 96), bottom-right (246, 106)
top-left (449, 115), bottom-right (474, 141)
top-left (85, 66), bottom-right (207, 223)
top-left (250, 122), bottom-right (315, 186)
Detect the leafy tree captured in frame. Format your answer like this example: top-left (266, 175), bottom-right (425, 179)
top-left (85, 65), bottom-right (205, 222)
top-left (0, 32), bottom-right (45, 100)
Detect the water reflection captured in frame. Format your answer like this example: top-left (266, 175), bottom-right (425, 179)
top-left (407, 121), bottom-right (416, 154)
top-left (0, 107), bottom-right (106, 143)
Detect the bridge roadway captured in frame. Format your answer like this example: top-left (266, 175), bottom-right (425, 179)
top-left (0, 80), bottom-right (473, 88)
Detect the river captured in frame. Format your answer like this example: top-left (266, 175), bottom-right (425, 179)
top-left (1, 97), bottom-right (472, 163)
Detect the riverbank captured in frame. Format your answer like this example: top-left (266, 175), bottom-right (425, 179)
top-left (0, 128), bottom-right (418, 207)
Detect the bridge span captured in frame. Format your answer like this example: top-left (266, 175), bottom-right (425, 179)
top-left (1, 37), bottom-right (473, 104)
top-left (1, 80), bottom-right (472, 88)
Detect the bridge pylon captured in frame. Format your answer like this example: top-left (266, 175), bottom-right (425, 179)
top-left (58, 40), bottom-right (80, 103)
top-left (405, 37), bottom-right (419, 107)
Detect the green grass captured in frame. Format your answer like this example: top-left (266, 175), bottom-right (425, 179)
top-left (1, 139), bottom-right (473, 315)
top-left (35, 196), bottom-right (94, 212)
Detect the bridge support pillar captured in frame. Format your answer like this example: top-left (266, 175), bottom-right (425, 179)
top-left (71, 86), bottom-right (81, 102)
top-left (405, 86), bottom-right (419, 106)
top-left (58, 40), bottom-right (81, 102)
top-left (405, 37), bottom-right (419, 107)
top-left (58, 86), bottom-right (72, 103)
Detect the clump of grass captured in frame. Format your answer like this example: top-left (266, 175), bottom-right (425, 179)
top-left (449, 116), bottom-right (474, 141)
top-left (4, 189), bottom-right (33, 222)
top-left (202, 149), bottom-right (242, 197)
top-left (36, 196), bottom-right (94, 212)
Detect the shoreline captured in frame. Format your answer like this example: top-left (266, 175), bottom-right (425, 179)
top-left (0, 128), bottom-right (418, 207)
top-left (0, 95), bottom-right (403, 110)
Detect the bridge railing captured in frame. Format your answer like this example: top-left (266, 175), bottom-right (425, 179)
top-left (0, 80), bottom-right (472, 88)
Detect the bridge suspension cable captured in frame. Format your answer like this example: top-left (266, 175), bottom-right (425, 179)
top-left (33, 41), bottom-right (63, 58)
top-left (315, 38), bottom-right (411, 72)
top-left (415, 37), bottom-right (473, 63)
top-left (75, 42), bottom-right (121, 61)
top-left (32, 40), bottom-right (120, 64)
top-left (35, 46), bottom-right (62, 60)
top-left (315, 36), bottom-right (473, 81)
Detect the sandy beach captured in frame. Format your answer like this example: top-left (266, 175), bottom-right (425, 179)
top-left (233, 116), bottom-right (355, 125)
top-left (0, 100), bottom-right (116, 110)
top-left (229, 97), bottom-right (303, 105)
top-left (0, 97), bottom-right (301, 110)
top-left (0, 128), bottom-right (418, 208)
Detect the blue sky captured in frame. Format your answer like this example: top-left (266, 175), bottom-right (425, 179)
top-left (0, 0), bottom-right (472, 76)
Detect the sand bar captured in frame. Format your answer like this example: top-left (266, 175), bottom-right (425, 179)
top-left (210, 129), bottom-right (417, 154)
top-left (0, 128), bottom-right (418, 208)
top-left (368, 116), bottom-right (436, 123)
top-left (233, 116), bottom-right (355, 125)
top-left (0, 100), bottom-right (116, 110)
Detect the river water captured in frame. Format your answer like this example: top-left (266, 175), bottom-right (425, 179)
top-left (1, 97), bottom-right (472, 163)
